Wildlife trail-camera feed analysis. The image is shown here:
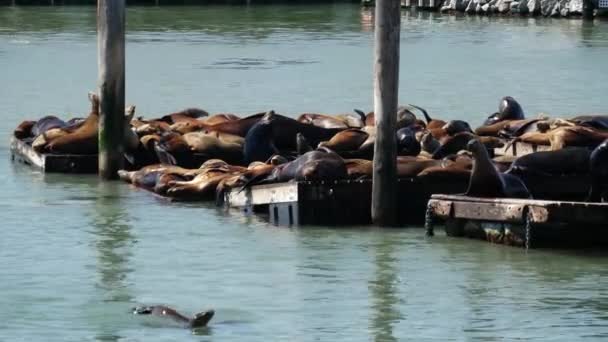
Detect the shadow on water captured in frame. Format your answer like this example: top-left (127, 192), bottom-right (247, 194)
top-left (88, 181), bottom-right (136, 341)
top-left (368, 233), bottom-right (403, 342)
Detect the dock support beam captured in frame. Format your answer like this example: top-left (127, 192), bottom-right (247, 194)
top-left (583, 0), bottom-right (594, 20)
top-left (97, 0), bottom-right (125, 180)
top-left (371, 0), bottom-right (401, 226)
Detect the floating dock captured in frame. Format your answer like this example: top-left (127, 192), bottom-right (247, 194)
top-left (426, 194), bottom-right (608, 248)
top-left (225, 178), bottom-right (468, 226)
top-left (10, 137), bottom-right (98, 173)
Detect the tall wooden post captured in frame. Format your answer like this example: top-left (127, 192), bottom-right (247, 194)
top-left (97, 0), bottom-right (125, 180)
top-left (372, 0), bottom-right (401, 226)
top-left (583, 0), bottom-right (594, 20)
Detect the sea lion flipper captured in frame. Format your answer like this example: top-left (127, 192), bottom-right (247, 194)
top-left (408, 104), bottom-right (432, 124)
top-left (154, 143), bottom-right (177, 165)
top-left (190, 310), bottom-right (215, 328)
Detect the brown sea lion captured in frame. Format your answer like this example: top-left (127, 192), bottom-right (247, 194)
top-left (465, 139), bottom-right (530, 198)
top-left (45, 93), bottom-right (100, 154)
top-left (14, 120), bottom-right (36, 139)
top-left (297, 113), bottom-right (349, 129)
top-left (132, 305), bottom-right (214, 329)
top-left (318, 129), bottom-right (369, 151)
top-left (172, 112), bottom-right (265, 135)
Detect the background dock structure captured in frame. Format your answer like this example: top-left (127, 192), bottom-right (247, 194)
top-left (426, 194), bottom-right (608, 248)
top-left (10, 137), bottom-right (98, 173)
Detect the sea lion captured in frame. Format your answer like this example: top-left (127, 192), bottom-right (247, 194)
top-left (420, 131), bottom-right (440, 154)
top-left (132, 305), bottom-right (214, 329)
top-left (157, 108), bottom-right (209, 124)
top-left (396, 127), bottom-right (421, 156)
top-left (570, 115), bottom-right (608, 131)
top-left (432, 132), bottom-right (503, 160)
top-left (358, 105), bottom-right (419, 129)
top-left (172, 112), bottom-right (265, 136)
top-left (297, 113), bottom-right (349, 129)
top-left (409, 104), bottom-right (445, 130)
top-left (30, 115), bottom-right (68, 137)
top-left (249, 149), bottom-right (347, 185)
top-left (14, 120), bottom-right (36, 139)
top-left (262, 111), bottom-right (345, 150)
top-left (296, 132), bottom-right (313, 155)
top-left (318, 129), bottom-right (369, 152)
top-left (442, 120), bottom-right (473, 136)
top-left (182, 131), bottom-right (244, 159)
top-left (243, 119), bottom-right (279, 164)
top-left (588, 139), bottom-right (608, 202)
top-left (483, 96), bottom-right (525, 126)
top-left (45, 93), bottom-right (100, 154)
top-left (465, 139), bottom-right (530, 198)
top-left (203, 113), bottom-right (240, 125)
top-left (506, 147), bottom-right (591, 177)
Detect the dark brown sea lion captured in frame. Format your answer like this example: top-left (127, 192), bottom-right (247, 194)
top-left (14, 120), bottom-right (36, 139)
top-left (361, 105), bottom-right (421, 129)
top-left (263, 111), bottom-right (345, 150)
top-left (132, 305), bottom-right (214, 329)
top-left (570, 115), bottom-right (608, 130)
top-left (408, 104), bottom-right (445, 130)
top-left (420, 131), bottom-right (440, 155)
top-left (45, 93), bottom-right (100, 154)
top-left (506, 147), bottom-right (591, 177)
top-left (396, 127), bottom-right (421, 156)
top-left (249, 149), bottom-right (347, 185)
top-left (465, 139), bottom-right (530, 198)
top-left (157, 108), bottom-right (209, 124)
top-left (432, 132), bottom-right (503, 160)
top-left (483, 96), bottom-right (525, 126)
top-left (588, 139), bottom-right (608, 202)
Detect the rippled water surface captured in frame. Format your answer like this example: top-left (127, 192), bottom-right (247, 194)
top-left (1, 5), bottom-right (608, 341)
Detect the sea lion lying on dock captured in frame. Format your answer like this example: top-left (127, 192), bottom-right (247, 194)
top-left (132, 305), bottom-right (214, 329)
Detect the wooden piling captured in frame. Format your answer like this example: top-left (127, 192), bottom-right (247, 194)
top-left (583, 0), bottom-right (594, 20)
top-left (97, 0), bottom-right (125, 180)
top-left (371, 0), bottom-right (401, 226)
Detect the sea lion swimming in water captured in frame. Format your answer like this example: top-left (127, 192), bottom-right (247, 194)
top-left (132, 305), bottom-right (214, 329)
top-left (465, 139), bottom-right (530, 198)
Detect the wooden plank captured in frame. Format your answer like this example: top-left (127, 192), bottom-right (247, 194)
top-left (97, 0), bottom-right (125, 179)
top-left (372, 0), bottom-right (401, 226)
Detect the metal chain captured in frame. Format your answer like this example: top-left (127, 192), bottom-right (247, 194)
top-left (524, 211), bottom-right (532, 251)
top-left (425, 202), bottom-right (434, 237)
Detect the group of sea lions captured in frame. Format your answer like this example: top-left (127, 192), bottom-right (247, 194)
top-left (14, 94), bottom-right (608, 203)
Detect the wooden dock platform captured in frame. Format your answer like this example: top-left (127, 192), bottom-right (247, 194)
top-left (225, 178), bottom-right (468, 226)
top-left (426, 194), bottom-right (608, 248)
top-left (10, 137), bottom-right (98, 173)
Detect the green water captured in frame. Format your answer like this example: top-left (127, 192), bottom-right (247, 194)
top-left (1, 5), bottom-right (608, 341)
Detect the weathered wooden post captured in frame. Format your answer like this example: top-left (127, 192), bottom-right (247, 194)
top-left (583, 0), bottom-right (594, 20)
top-left (97, 0), bottom-right (125, 180)
top-left (372, 0), bottom-right (401, 226)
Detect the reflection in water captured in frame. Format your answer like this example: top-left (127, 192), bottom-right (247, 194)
top-left (369, 234), bottom-right (403, 342)
top-left (89, 182), bottom-right (135, 341)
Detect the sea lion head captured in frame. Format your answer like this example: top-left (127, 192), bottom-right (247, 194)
top-left (466, 139), bottom-right (485, 155)
top-left (443, 120), bottom-right (473, 136)
top-left (190, 310), bottom-right (215, 328)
